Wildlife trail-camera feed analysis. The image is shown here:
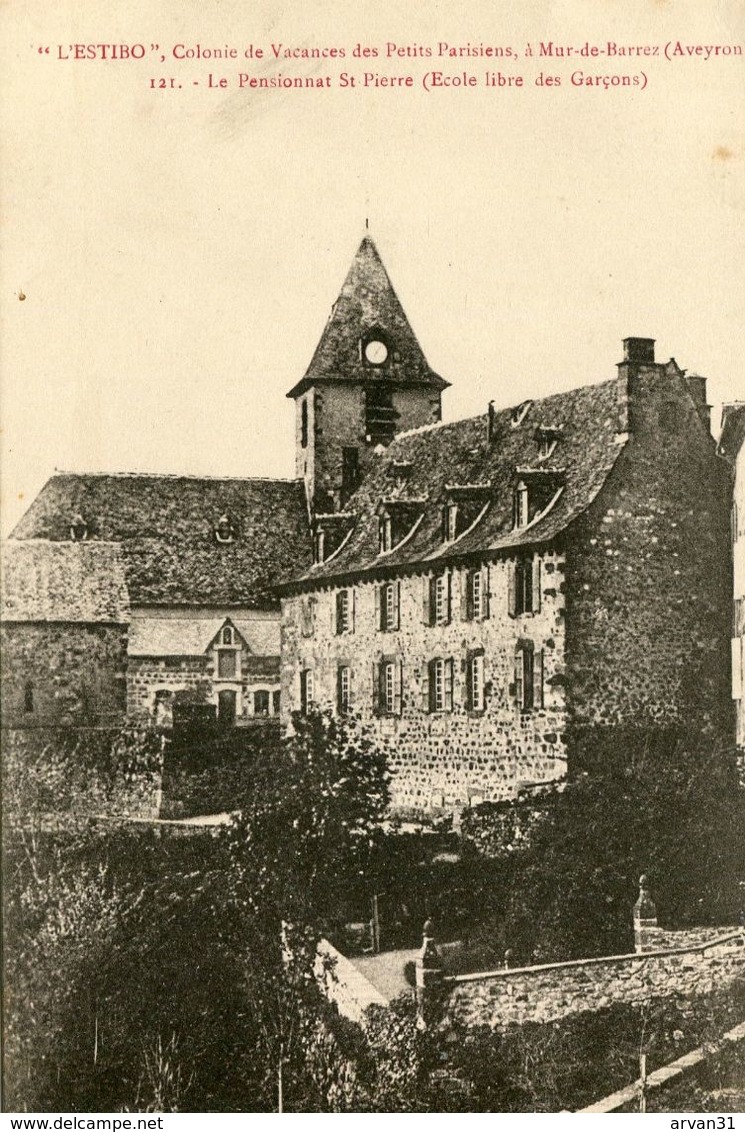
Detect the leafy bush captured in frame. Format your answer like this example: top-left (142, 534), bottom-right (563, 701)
top-left (460, 729), bottom-right (744, 962)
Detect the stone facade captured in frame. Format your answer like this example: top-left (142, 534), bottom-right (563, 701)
top-left (0, 541), bottom-right (130, 731)
top-left (1, 622), bottom-right (128, 729)
top-left (127, 653), bottom-right (280, 723)
top-left (282, 318), bottom-right (730, 807)
top-left (564, 363), bottom-right (731, 747)
top-left (282, 550), bottom-right (568, 808)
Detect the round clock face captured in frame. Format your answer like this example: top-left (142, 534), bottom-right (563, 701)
top-left (364, 339), bottom-right (388, 365)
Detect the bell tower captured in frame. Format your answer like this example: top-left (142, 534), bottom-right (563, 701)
top-left (287, 236), bottom-right (449, 513)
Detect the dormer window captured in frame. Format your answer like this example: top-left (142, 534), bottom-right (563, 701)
top-left (69, 513), bottom-right (88, 541)
top-left (377, 499), bottom-right (425, 554)
top-left (313, 513), bottom-right (356, 565)
top-left (390, 462), bottom-right (413, 488)
top-left (538, 436), bottom-right (556, 460)
top-left (511, 400), bottom-right (532, 427)
top-left (215, 514), bottom-right (236, 544)
top-left (379, 515), bottom-right (392, 554)
top-left (513, 480), bottom-right (530, 528)
top-left (513, 468), bottom-right (565, 529)
top-left (314, 528), bottom-right (326, 564)
top-left (441, 484), bottom-right (492, 543)
top-left (443, 502), bottom-right (458, 543)
top-left (535, 425), bottom-right (562, 461)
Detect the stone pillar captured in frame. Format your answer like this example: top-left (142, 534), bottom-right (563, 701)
top-left (633, 874), bottom-right (658, 953)
top-left (416, 918), bottom-right (443, 1030)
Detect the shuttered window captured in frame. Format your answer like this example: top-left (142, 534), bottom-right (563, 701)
top-left (375, 659), bottom-right (402, 715)
top-left (514, 644), bottom-right (544, 710)
top-left (464, 566), bottom-right (490, 621)
top-left (467, 650), bottom-right (485, 712)
top-left (428, 657), bottom-right (454, 712)
top-left (335, 589), bottom-right (354, 634)
top-left (510, 556), bottom-right (541, 616)
top-left (337, 665), bottom-right (352, 714)
top-left (378, 581), bottom-right (400, 631)
top-left (424, 573), bottom-right (451, 625)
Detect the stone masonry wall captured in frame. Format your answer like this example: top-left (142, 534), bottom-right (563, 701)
top-left (443, 931), bottom-right (745, 1033)
top-left (0, 622), bottom-right (128, 729)
top-left (127, 654), bottom-right (280, 721)
top-left (564, 366), bottom-right (731, 748)
top-left (281, 549), bottom-right (567, 808)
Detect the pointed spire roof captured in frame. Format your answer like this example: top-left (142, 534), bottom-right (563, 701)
top-left (287, 236), bottom-right (448, 398)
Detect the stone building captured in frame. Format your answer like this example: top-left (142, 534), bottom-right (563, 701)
top-left (9, 473), bottom-right (311, 727)
top-left (4, 236), bottom-right (732, 809)
top-left (1, 540), bottom-right (129, 729)
top-left (280, 239), bottom-right (731, 810)
top-left (718, 402), bottom-right (745, 753)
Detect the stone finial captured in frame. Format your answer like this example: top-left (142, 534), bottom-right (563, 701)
top-left (633, 874), bottom-right (659, 953)
top-left (416, 918), bottom-right (443, 1030)
top-left (504, 948), bottom-right (514, 969)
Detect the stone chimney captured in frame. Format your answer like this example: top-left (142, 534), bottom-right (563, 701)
top-left (623, 337), bottom-right (656, 364)
top-left (633, 874), bottom-right (659, 953)
top-left (416, 918), bottom-right (444, 1030)
top-left (617, 337), bottom-right (658, 433)
top-left (487, 400), bottom-right (497, 443)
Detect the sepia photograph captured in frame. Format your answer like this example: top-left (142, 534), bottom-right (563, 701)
top-left (1, 0), bottom-right (744, 1118)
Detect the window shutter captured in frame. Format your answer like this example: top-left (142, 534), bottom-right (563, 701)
top-left (394, 662), bottom-right (403, 715)
top-left (531, 557), bottom-right (542, 613)
top-left (466, 650), bottom-right (474, 709)
top-left (514, 651), bottom-right (523, 708)
top-left (481, 564), bottom-right (490, 620)
top-left (335, 592), bottom-right (342, 635)
top-left (423, 660), bottom-right (433, 712)
top-left (392, 581), bottom-right (400, 630)
top-left (372, 662), bottom-right (381, 714)
top-left (444, 658), bottom-right (454, 711)
top-left (336, 666), bottom-right (343, 712)
top-left (422, 575), bottom-right (432, 625)
top-left (461, 571), bottom-right (471, 621)
top-left (350, 588), bottom-right (356, 633)
top-left (445, 572), bottom-right (452, 624)
top-left (375, 585), bottom-right (382, 630)
top-left (533, 648), bottom-right (544, 709)
top-left (508, 562), bottom-right (517, 618)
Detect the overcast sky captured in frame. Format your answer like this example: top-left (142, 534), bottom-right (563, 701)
top-left (2, 0), bottom-right (743, 534)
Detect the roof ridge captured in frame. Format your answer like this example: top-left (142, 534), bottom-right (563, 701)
top-left (50, 470), bottom-right (302, 485)
top-left (394, 377), bottom-right (617, 444)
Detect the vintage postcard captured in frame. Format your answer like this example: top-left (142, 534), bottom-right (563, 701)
top-left (1, 0), bottom-right (744, 1119)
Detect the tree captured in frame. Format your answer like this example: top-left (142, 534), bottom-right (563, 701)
top-left (2, 711), bottom-right (391, 1112)
top-left (487, 728), bottom-right (745, 962)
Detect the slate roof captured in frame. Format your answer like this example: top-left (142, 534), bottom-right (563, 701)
top-left (1, 540), bottom-right (129, 622)
top-left (292, 377), bottom-right (627, 587)
top-left (11, 474), bottom-right (312, 608)
top-left (128, 617), bottom-right (280, 657)
top-left (286, 237), bottom-right (448, 399)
